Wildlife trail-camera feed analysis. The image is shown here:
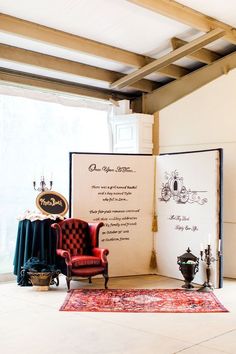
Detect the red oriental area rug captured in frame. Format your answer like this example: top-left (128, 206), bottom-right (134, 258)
top-left (60, 289), bottom-right (228, 313)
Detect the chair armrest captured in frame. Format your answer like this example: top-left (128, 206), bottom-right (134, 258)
top-left (92, 247), bottom-right (109, 266)
top-left (51, 223), bottom-right (58, 230)
top-left (56, 249), bottom-right (72, 266)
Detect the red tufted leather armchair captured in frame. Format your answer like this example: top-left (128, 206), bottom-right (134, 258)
top-left (51, 218), bottom-right (109, 291)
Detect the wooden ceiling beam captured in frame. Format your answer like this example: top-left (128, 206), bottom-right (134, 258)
top-left (0, 44), bottom-right (160, 93)
top-left (171, 37), bottom-right (222, 64)
top-left (139, 50), bottom-right (236, 114)
top-left (0, 68), bottom-right (135, 101)
top-left (0, 13), bottom-right (189, 80)
top-left (110, 28), bottom-right (225, 89)
top-left (157, 63), bottom-right (189, 78)
top-left (127, 0), bottom-right (236, 44)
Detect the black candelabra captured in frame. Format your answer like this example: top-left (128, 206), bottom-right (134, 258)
top-left (33, 176), bottom-right (53, 193)
top-left (198, 242), bottom-right (221, 292)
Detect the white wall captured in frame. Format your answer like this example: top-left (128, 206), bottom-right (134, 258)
top-left (159, 68), bottom-right (236, 278)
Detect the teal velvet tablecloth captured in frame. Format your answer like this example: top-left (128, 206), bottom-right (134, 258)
top-left (13, 219), bottom-right (58, 284)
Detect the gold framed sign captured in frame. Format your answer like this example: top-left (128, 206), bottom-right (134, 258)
top-left (36, 191), bottom-right (68, 216)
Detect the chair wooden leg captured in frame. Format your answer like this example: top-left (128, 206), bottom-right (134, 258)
top-left (103, 273), bottom-right (109, 289)
top-left (89, 277), bottom-right (92, 284)
top-left (66, 276), bottom-right (71, 291)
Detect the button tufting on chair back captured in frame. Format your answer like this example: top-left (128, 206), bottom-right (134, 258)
top-left (61, 220), bottom-right (91, 256)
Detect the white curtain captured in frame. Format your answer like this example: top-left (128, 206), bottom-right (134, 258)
top-left (0, 87), bottom-right (111, 274)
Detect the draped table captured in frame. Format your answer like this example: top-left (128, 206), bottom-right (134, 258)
top-left (13, 215), bottom-right (62, 284)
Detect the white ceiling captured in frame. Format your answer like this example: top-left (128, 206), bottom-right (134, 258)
top-left (0, 0), bottom-right (235, 94)
top-left (177, 0), bottom-right (236, 27)
top-left (0, 0), bottom-right (192, 54)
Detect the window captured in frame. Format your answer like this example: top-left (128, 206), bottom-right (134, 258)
top-left (0, 92), bottom-right (110, 274)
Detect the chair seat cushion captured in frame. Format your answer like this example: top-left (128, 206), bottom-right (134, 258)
top-left (71, 255), bottom-right (101, 267)
top-left (71, 266), bottom-right (105, 277)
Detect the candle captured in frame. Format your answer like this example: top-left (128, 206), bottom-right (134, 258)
top-left (218, 239), bottom-right (221, 252)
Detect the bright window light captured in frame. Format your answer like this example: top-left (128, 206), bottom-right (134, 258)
top-left (0, 93), bottom-right (110, 274)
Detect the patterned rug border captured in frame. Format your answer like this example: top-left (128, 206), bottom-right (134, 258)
top-left (60, 288), bottom-right (228, 313)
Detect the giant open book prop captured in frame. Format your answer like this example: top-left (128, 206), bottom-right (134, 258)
top-left (70, 150), bottom-right (222, 288)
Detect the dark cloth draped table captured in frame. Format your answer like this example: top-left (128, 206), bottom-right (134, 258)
top-left (13, 218), bottom-right (59, 284)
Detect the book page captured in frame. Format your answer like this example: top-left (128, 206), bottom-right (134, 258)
top-left (71, 153), bottom-right (155, 276)
top-left (156, 150), bottom-right (222, 288)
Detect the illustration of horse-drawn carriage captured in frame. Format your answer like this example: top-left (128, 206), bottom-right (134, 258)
top-left (161, 170), bottom-right (189, 203)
